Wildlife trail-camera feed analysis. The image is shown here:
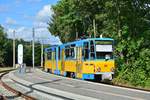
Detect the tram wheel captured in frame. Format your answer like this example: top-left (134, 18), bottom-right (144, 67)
top-left (71, 72), bottom-right (75, 78)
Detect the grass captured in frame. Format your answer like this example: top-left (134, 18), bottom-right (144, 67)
top-left (0, 67), bottom-right (14, 72)
top-left (112, 78), bottom-right (150, 90)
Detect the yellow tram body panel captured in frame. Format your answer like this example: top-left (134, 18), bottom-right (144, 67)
top-left (44, 60), bottom-right (52, 69)
top-left (58, 61), bottom-right (61, 70)
top-left (45, 59), bottom-right (115, 76)
top-left (45, 60), bottom-right (115, 74)
top-left (44, 60), bottom-right (56, 70)
top-left (82, 60), bottom-right (115, 74)
top-left (64, 60), bottom-right (76, 72)
top-left (82, 62), bottom-right (94, 74)
top-left (51, 60), bottom-right (56, 73)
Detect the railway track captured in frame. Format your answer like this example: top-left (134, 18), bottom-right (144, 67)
top-left (0, 70), bottom-right (36, 100)
top-left (1, 68), bottom-right (149, 100)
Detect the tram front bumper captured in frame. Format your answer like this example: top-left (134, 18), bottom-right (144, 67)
top-left (95, 72), bottom-right (114, 80)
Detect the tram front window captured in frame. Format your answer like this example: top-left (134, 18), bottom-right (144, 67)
top-left (96, 52), bottom-right (113, 59)
top-left (95, 40), bottom-right (113, 60)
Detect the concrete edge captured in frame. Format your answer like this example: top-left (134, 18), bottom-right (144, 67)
top-left (2, 77), bottom-right (61, 100)
top-left (37, 69), bottom-right (150, 94)
top-left (9, 71), bottom-right (99, 100)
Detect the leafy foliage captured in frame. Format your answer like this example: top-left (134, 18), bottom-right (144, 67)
top-left (0, 25), bottom-right (41, 67)
top-left (48, 0), bottom-right (150, 88)
top-left (15, 40), bottom-right (41, 66)
top-left (0, 25), bottom-right (7, 66)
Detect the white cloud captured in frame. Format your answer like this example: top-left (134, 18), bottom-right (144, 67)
top-left (7, 27), bottom-right (32, 41)
top-left (33, 21), bottom-right (48, 28)
top-left (34, 27), bottom-right (62, 45)
top-left (6, 27), bottom-right (62, 45)
top-left (36, 4), bottom-right (53, 22)
top-left (5, 17), bottom-right (17, 25)
top-left (5, 4), bottom-right (61, 45)
top-left (31, 4), bottom-right (62, 45)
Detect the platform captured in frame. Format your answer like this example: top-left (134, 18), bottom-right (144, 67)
top-left (9, 68), bottom-right (150, 100)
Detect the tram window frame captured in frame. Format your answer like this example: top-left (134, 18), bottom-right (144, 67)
top-left (58, 47), bottom-right (61, 60)
top-left (95, 40), bottom-right (113, 59)
top-left (96, 52), bottom-right (113, 59)
top-left (90, 40), bottom-right (95, 60)
top-left (65, 46), bottom-right (69, 59)
top-left (65, 45), bottom-right (76, 60)
top-left (54, 48), bottom-right (56, 60)
top-left (82, 42), bottom-right (89, 60)
top-left (47, 51), bottom-right (52, 60)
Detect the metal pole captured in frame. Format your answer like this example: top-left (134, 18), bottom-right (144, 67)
top-left (76, 28), bottom-right (78, 40)
top-left (32, 28), bottom-right (35, 69)
top-left (13, 30), bottom-right (15, 68)
top-left (41, 40), bottom-right (43, 67)
top-left (93, 19), bottom-right (96, 38)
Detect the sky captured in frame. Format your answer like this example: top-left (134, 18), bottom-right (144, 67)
top-left (0, 0), bottom-right (61, 45)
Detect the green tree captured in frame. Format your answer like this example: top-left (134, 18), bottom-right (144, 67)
top-left (4, 39), bottom-right (13, 66)
top-left (48, 0), bottom-right (150, 88)
top-left (0, 25), bottom-right (7, 66)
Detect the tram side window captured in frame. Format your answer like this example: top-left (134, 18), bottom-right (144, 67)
top-left (47, 52), bottom-right (52, 60)
top-left (54, 48), bottom-right (56, 60)
top-left (65, 48), bottom-right (69, 59)
top-left (83, 42), bottom-right (89, 60)
top-left (65, 46), bottom-right (75, 60)
top-left (90, 40), bottom-right (95, 59)
top-left (58, 47), bottom-right (60, 60)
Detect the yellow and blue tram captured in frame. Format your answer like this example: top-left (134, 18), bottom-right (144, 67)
top-left (44, 38), bottom-right (115, 80)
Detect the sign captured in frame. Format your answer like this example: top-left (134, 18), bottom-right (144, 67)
top-left (18, 44), bottom-right (23, 64)
top-left (96, 45), bottom-right (112, 52)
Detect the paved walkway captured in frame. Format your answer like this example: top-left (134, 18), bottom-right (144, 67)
top-left (9, 69), bottom-right (150, 100)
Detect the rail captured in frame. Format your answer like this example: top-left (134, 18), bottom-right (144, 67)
top-left (0, 69), bottom-right (36, 100)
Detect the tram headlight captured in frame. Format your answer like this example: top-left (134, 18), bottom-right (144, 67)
top-left (105, 54), bottom-right (110, 60)
top-left (97, 67), bottom-right (101, 72)
top-left (111, 67), bottom-right (114, 72)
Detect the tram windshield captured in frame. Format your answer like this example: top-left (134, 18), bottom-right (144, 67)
top-left (95, 40), bottom-right (113, 59)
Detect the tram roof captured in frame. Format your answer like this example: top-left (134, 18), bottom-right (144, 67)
top-left (62, 37), bottom-right (113, 46)
top-left (45, 38), bottom-right (113, 52)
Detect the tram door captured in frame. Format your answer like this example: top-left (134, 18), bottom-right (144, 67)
top-left (76, 46), bottom-right (82, 78)
top-left (52, 48), bottom-right (56, 73)
top-left (61, 49), bottom-right (65, 72)
top-left (52, 51), bottom-right (55, 72)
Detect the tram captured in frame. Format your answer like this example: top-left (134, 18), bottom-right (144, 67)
top-left (44, 38), bottom-right (115, 80)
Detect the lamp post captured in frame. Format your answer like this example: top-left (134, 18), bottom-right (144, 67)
top-left (41, 40), bottom-right (43, 67)
top-left (32, 28), bottom-right (35, 69)
top-left (93, 19), bottom-right (96, 38)
top-left (13, 30), bottom-right (16, 68)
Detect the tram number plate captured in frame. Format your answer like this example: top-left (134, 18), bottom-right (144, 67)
top-left (102, 73), bottom-right (112, 80)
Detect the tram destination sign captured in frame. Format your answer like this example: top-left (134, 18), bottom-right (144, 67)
top-left (96, 45), bottom-right (112, 52)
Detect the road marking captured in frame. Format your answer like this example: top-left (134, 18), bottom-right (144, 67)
top-left (28, 73), bottom-right (146, 100)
